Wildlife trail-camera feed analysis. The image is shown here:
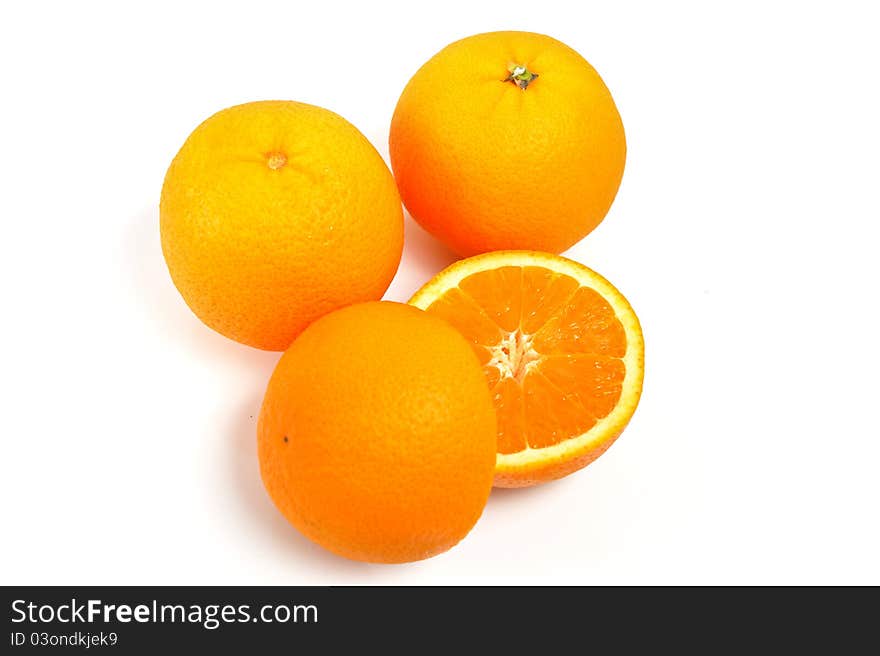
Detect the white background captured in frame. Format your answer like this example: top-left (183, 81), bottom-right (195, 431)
top-left (2, 1), bottom-right (878, 585)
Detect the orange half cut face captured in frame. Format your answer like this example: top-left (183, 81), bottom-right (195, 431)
top-left (410, 251), bottom-right (644, 487)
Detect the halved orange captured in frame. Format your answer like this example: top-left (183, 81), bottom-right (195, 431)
top-left (409, 251), bottom-right (644, 487)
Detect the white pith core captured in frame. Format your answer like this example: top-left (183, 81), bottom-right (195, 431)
top-left (489, 330), bottom-right (540, 382)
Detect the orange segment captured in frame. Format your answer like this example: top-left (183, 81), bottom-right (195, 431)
top-left (458, 265), bottom-right (523, 332)
top-left (537, 354), bottom-right (625, 420)
top-left (410, 250), bottom-right (644, 487)
top-left (423, 287), bottom-right (503, 347)
top-left (522, 369), bottom-right (597, 449)
top-left (520, 267), bottom-right (580, 333)
top-left (492, 377), bottom-right (527, 454)
top-left (532, 287), bottom-right (627, 357)
top-left (470, 344), bottom-right (493, 367)
top-left (483, 363), bottom-right (502, 389)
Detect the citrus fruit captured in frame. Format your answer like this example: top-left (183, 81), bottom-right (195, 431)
top-left (160, 100), bottom-right (404, 351)
top-left (409, 251), bottom-right (643, 487)
top-left (389, 31), bottom-right (626, 256)
top-left (257, 301), bottom-right (497, 563)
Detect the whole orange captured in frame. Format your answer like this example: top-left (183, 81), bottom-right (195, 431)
top-left (390, 31), bottom-right (626, 256)
top-left (160, 101), bottom-right (403, 351)
top-left (257, 301), bottom-right (497, 563)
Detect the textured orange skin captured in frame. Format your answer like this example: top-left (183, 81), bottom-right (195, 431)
top-left (493, 424), bottom-right (625, 488)
top-left (161, 101), bottom-right (404, 351)
top-left (257, 302), bottom-right (497, 564)
top-left (390, 31), bottom-right (626, 256)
